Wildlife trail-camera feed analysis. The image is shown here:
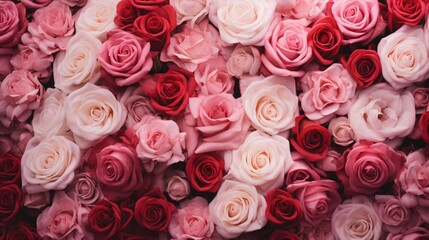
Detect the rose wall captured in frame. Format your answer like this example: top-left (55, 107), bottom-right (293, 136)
top-left (0, 0), bottom-right (429, 239)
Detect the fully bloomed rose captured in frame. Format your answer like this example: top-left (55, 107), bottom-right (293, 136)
top-left (265, 188), bottom-right (302, 227)
top-left (345, 49), bottom-right (382, 89)
top-left (171, 0), bottom-right (209, 27)
top-left (98, 30), bottom-right (153, 87)
top-left (348, 83), bottom-right (415, 142)
top-left (0, 153), bottom-right (20, 185)
top-left (66, 173), bottom-right (102, 206)
top-left (185, 153), bottom-right (224, 193)
top-left (0, 2), bottom-right (27, 48)
top-left (387, 0), bottom-right (425, 30)
top-left (194, 56), bottom-right (233, 95)
top-left (330, 0), bottom-right (386, 45)
top-left (419, 111), bottom-right (429, 143)
top-left (227, 44), bottom-right (261, 77)
top-left (0, 184), bottom-right (23, 226)
top-left (209, 180), bottom-right (267, 239)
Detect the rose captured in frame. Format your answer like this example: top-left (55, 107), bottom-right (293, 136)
top-left (330, 0), bottom-right (386, 44)
top-left (209, 180), bottom-right (267, 239)
top-left (5, 222), bottom-right (40, 240)
top-left (265, 188), bottom-right (302, 227)
top-left (348, 83), bottom-right (416, 142)
top-left (328, 116), bottom-right (355, 146)
top-left (66, 173), bottom-right (102, 206)
top-left (165, 170), bottom-right (191, 201)
top-left (299, 63), bottom-right (357, 123)
top-left (10, 44), bottom-right (53, 81)
top-left (3, 122), bottom-right (33, 157)
top-left (208, 0), bottom-right (276, 45)
top-left (299, 220), bottom-right (334, 240)
top-left (65, 83), bottom-right (126, 149)
top-left (119, 86), bottom-right (158, 128)
top-left (307, 16), bottom-right (342, 65)
top-left (98, 30), bottom-right (153, 87)
top-left (21, 0), bottom-right (52, 9)
top-left (387, 227), bottom-right (429, 240)
top-left (227, 44), bottom-right (261, 77)
top-left (0, 48), bottom-right (13, 80)
top-left (194, 56), bottom-right (233, 95)
top-left (53, 32), bottom-right (102, 94)
top-left (229, 131), bottom-right (294, 193)
top-left (185, 153), bottom-right (224, 193)
top-left (269, 230), bottom-right (301, 240)
top-left (134, 188), bottom-right (176, 231)
top-left (24, 1), bottom-right (74, 55)
top-left (160, 20), bottom-right (220, 72)
top-left (60, 0), bottom-right (88, 7)
top-left (0, 2), bottom-right (27, 48)
top-left (287, 180), bottom-right (341, 226)
top-left (0, 184), bottom-right (23, 225)
top-left (133, 5), bottom-right (177, 52)
top-left (140, 69), bottom-right (197, 117)
top-left (261, 16), bottom-right (313, 77)
top-left (243, 75), bottom-right (298, 135)
top-left (24, 192), bottom-right (50, 209)
top-left (169, 197), bottom-right (214, 240)
top-left (331, 196), bottom-right (382, 240)
top-left (337, 141), bottom-right (405, 196)
top-left (130, 0), bottom-right (167, 10)
top-left (419, 111), bottom-right (429, 143)
top-left (387, 0), bottom-right (425, 30)
top-left (378, 25), bottom-right (429, 89)
top-left (280, 0), bottom-right (329, 26)
top-left (87, 199), bottom-right (133, 240)
top-left (170, 0), bottom-right (209, 27)
top-left (290, 115), bottom-right (331, 162)
top-left (37, 192), bottom-right (88, 240)
top-left (411, 87), bottom-right (429, 113)
top-left (114, 0), bottom-right (139, 31)
top-left (344, 49), bottom-right (381, 89)
top-left (0, 153), bottom-right (20, 185)
top-left (285, 160), bottom-right (322, 185)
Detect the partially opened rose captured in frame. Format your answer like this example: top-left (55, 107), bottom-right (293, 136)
top-left (387, 0), bottom-right (425, 31)
top-left (66, 172), bottom-right (102, 206)
top-left (119, 86), bottom-right (158, 128)
top-left (0, 184), bottom-right (23, 225)
top-left (345, 49), bottom-right (381, 89)
top-left (265, 188), bottom-right (302, 227)
top-left (185, 153), bottom-right (224, 192)
top-left (0, 153), bottom-right (21, 185)
top-left (10, 44), bottom-right (53, 83)
top-left (114, 0), bottom-right (139, 31)
top-left (194, 56), bottom-right (233, 95)
top-left (227, 44), bottom-right (261, 77)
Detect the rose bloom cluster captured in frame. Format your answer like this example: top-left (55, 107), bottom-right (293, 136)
top-left (0, 0), bottom-right (429, 239)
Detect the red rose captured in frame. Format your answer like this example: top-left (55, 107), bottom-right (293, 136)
top-left (140, 68), bottom-right (197, 116)
top-left (133, 5), bottom-right (177, 52)
top-left (5, 222), bottom-right (40, 240)
top-left (269, 229), bottom-right (301, 240)
top-left (0, 2), bottom-right (28, 48)
top-left (115, 0), bottom-right (140, 31)
top-left (290, 116), bottom-right (331, 162)
top-left (0, 184), bottom-right (23, 225)
top-left (0, 153), bottom-right (20, 185)
top-left (265, 188), bottom-right (302, 227)
top-left (344, 49), bottom-right (381, 89)
top-left (307, 16), bottom-right (342, 65)
top-left (419, 111), bottom-right (429, 143)
top-left (387, 0), bottom-right (425, 31)
top-left (134, 188), bottom-right (176, 231)
top-left (130, 0), bottom-right (167, 11)
top-left (185, 153), bottom-right (224, 192)
top-left (87, 199), bottom-right (133, 239)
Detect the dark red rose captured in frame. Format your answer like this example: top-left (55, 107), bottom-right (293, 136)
top-left (87, 199), bottom-right (133, 240)
top-left (130, 0), bottom-right (167, 11)
top-left (387, 0), bottom-right (425, 31)
top-left (140, 68), bottom-right (197, 116)
top-left (186, 153), bottom-right (224, 192)
top-left (265, 188), bottom-right (302, 227)
top-left (133, 5), bottom-right (177, 52)
top-left (6, 222), bottom-right (40, 240)
top-left (270, 229), bottom-right (301, 240)
top-left (419, 111), bottom-right (429, 143)
top-left (290, 116), bottom-right (331, 162)
top-left (115, 0), bottom-right (139, 31)
top-left (307, 16), bottom-right (342, 65)
top-left (134, 188), bottom-right (176, 231)
top-left (0, 2), bottom-right (28, 48)
top-left (0, 227), bottom-right (6, 239)
top-left (0, 184), bottom-right (23, 225)
top-left (0, 153), bottom-right (20, 185)
top-left (344, 49), bottom-right (381, 89)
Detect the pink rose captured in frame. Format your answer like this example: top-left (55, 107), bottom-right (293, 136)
top-left (330, 0), bottom-right (386, 44)
top-left (285, 160), bottom-right (322, 185)
top-left (60, 0), bottom-right (88, 7)
top-left (165, 170), bottom-right (191, 202)
top-left (98, 30), bottom-right (153, 87)
top-left (194, 56), bottom-right (233, 95)
top-left (66, 173), bottom-right (103, 206)
top-left (328, 116), bottom-right (355, 146)
top-left (337, 141), bottom-right (405, 196)
top-left (21, 0), bottom-right (52, 9)
top-left (281, 0), bottom-right (329, 26)
top-left (410, 87), bottom-right (429, 114)
top-left (299, 63), bottom-right (357, 124)
top-left (0, 2), bottom-right (27, 48)
top-left (0, 48), bottom-right (13, 81)
top-left (261, 16), bottom-right (313, 77)
top-left (3, 122), bottom-right (34, 157)
top-left (24, 191), bottom-right (51, 209)
top-left (227, 44), bottom-right (261, 77)
top-left (170, 0), bottom-right (209, 27)
top-left (169, 197), bottom-right (214, 240)
top-left (10, 44), bottom-right (53, 83)
top-left (316, 149), bottom-right (341, 172)
top-left (119, 86), bottom-right (158, 129)
top-left (299, 220), bottom-right (334, 240)
top-left (387, 227), bottom-right (429, 240)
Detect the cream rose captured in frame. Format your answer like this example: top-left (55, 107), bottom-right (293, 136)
top-left (227, 44), bottom-right (261, 77)
top-left (328, 116), bottom-right (355, 146)
top-left (65, 83), bottom-right (126, 149)
top-left (21, 136), bottom-right (81, 194)
top-left (170, 0), bottom-right (209, 27)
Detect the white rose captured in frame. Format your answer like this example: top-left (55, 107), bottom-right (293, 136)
top-left (53, 31), bottom-right (101, 94)
top-left (209, 180), bottom-right (267, 239)
top-left (170, 0), bottom-right (209, 28)
top-left (22, 136), bottom-right (81, 194)
top-left (65, 83), bottom-right (126, 149)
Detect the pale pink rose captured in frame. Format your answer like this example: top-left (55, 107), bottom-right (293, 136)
top-left (208, 0), bottom-right (276, 45)
top-left (378, 25), bottom-right (429, 89)
top-left (0, 70), bottom-right (44, 127)
top-left (299, 63), bottom-right (357, 124)
top-left (170, 0), bottom-right (209, 27)
top-left (299, 220), bottom-right (335, 240)
top-left (0, 2), bottom-right (27, 48)
top-left (10, 44), bottom-right (53, 83)
top-left (226, 44), bottom-right (261, 77)
top-left (194, 56), bottom-right (233, 95)
top-left (65, 83), bottom-right (126, 149)
top-left (98, 30), bottom-right (153, 87)
top-left (21, 0), bottom-right (52, 9)
top-left (387, 227), bottom-right (429, 240)
top-left (165, 170), bottom-right (191, 201)
top-left (54, 32), bottom-right (102, 94)
top-left (229, 131), bottom-right (293, 194)
top-left (134, 115), bottom-right (186, 173)
top-left (119, 86), bottom-right (158, 129)
top-left (37, 191), bottom-right (89, 240)
top-left (181, 93), bottom-right (251, 155)
top-left (409, 87), bottom-right (429, 114)
top-left (328, 116), bottom-right (355, 146)
top-left (209, 180), bottom-right (267, 239)
top-left (160, 20), bottom-right (220, 72)
top-left (0, 48), bottom-right (13, 80)
top-left (331, 0), bottom-right (386, 44)
top-left (287, 180), bottom-right (341, 226)
top-left (261, 16), bottom-right (313, 77)
top-left (60, 0), bottom-right (88, 7)
top-left (331, 196), bottom-right (382, 240)
top-left (25, 1), bottom-right (74, 55)
top-left (66, 172), bottom-right (103, 206)
top-left (24, 191), bottom-right (51, 209)
top-left (316, 150), bottom-right (341, 172)
top-left (169, 197), bottom-right (214, 240)
top-left (21, 136), bottom-right (81, 194)
top-left (242, 75), bottom-right (298, 135)
top-left (285, 160), bottom-right (322, 185)
top-left (281, 0), bottom-right (329, 26)
top-left (348, 83), bottom-right (415, 142)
